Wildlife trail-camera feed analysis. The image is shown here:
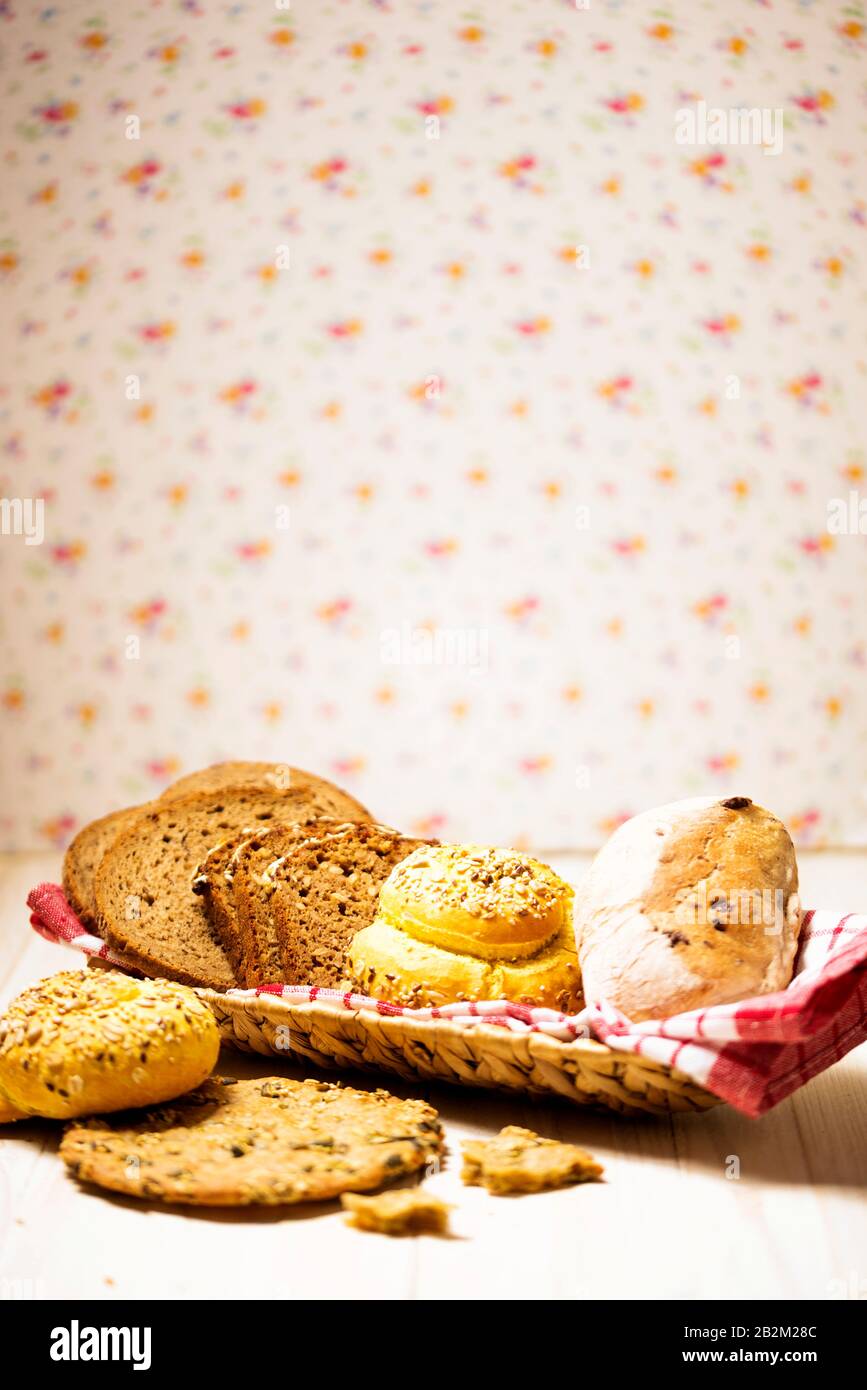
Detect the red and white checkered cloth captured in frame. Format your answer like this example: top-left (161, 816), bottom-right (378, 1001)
top-left (26, 882), bottom-right (867, 1117)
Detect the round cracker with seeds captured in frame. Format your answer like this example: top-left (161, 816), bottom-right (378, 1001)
top-left (60, 1076), bottom-right (444, 1206)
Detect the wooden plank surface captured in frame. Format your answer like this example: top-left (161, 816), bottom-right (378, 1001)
top-left (0, 850), bottom-right (865, 1302)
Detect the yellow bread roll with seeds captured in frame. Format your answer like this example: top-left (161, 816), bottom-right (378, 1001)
top-left (347, 844), bottom-right (582, 1011)
top-left (0, 970), bottom-right (220, 1121)
top-left (0, 1090), bottom-right (26, 1123)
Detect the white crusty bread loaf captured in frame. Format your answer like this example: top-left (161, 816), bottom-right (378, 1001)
top-left (574, 796), bottom-right (801, 1021)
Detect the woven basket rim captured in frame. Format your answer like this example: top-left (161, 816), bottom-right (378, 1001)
top-left (198, 986), bottom-right (717, 1101)
top-left (200, 986), bottom-right (613, 1053)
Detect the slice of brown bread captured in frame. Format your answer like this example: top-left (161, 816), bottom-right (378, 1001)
top-left (94, 786), bottom-right (365, 990)
top-left (64, 763), bottom-right (368, 931)
top-left (231, 818), bottom-right (349, 985)
top-left (268, 825), bottom-right (436, 989)
top-left (190, 828), bottom-right (260, 981)
top-left (63, 804), bottom-right (153, 928)
top-left (162, 761), bottom-right (371, 823)
top-left (71, 767), bottom-right (369, 939)
top-left (191, 818), bottom-right (339, 982)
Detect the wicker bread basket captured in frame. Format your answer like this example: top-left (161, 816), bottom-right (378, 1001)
top-left (26, 879), bottom-right (721, 1117)
top-left (200, 989), bottom-right (720, 1117)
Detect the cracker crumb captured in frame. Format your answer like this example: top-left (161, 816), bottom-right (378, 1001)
top-left (461, 1125), bottom-right (603, 1194)
top-left (340, 1188), bottom-right (452, 1236)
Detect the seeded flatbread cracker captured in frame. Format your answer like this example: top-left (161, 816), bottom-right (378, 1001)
top-left (461, 1125), bottom-right (603, 1194)
top-left (60, 1076), bottom-right (444, 1206)
top-left (341, 1189), bottom-right (453, 1236)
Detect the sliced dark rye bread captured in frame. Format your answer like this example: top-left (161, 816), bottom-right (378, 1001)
top-left (190, 828), bottom-right (260, 981)
top-left (64, 763), bottom-right (368, 931)
top-left (266, 825), bottom-right (436, 989)
top-left (162, 761), bottom-right (371, 822)
top-left (231, 819), bottom-right (356, 986)
top-left (94, 786), bottom-right (368, 990)
top-left (192, 818), bottom-right (340, 982)
top-left (63, 804), bottom-right (153, 929)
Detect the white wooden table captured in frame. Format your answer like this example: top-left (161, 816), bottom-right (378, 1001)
top-left (1, 850), bottom-right (865, 1302)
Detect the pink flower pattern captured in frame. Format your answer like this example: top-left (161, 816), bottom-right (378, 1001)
top-left (0, 2), bottom-right (865, 851)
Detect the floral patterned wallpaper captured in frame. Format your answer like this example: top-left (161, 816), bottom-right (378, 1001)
top-left (1, 0), bottom-right (866, 852)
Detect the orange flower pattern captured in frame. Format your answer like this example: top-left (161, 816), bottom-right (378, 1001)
top-left (0, 2), bottom-right (864, 851)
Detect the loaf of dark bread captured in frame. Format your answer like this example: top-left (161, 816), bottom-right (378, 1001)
top-left (193, 818), bottom-right (341, 984)
top-left (230, 820), bottom-right (343, 985)
top-left (95, 787), bottom-right (368, 990)
top-left (266, 825), bottom-right (436, 988)
top-left (63, 804), bottom-right (152, 928)
top-left (191, 829), bottom-right (259, 981)
top-left (64, 762), bottom-right (369, 935)
top-left (226, 811), bottom-right (375, 989)
top-left (162, 762), bottom-right (370, 822)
